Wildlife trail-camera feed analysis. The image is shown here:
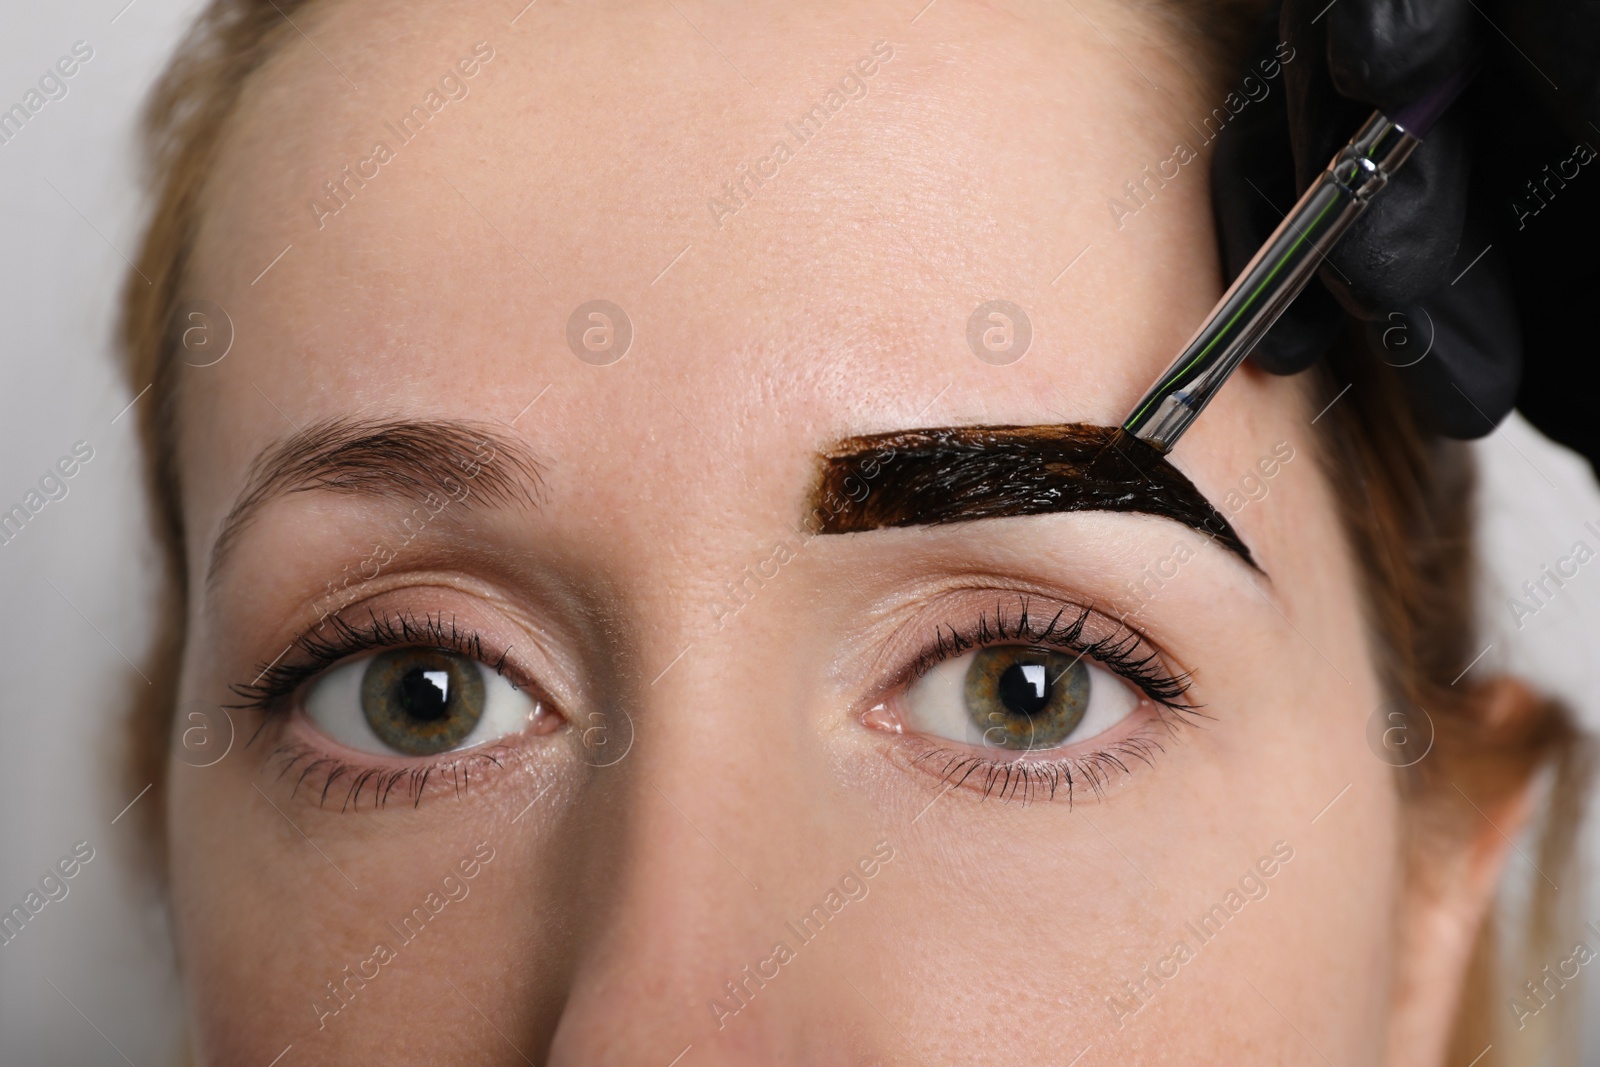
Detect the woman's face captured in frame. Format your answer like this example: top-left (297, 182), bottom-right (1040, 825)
top-left (166, 0), bottom-right (1414, 1062)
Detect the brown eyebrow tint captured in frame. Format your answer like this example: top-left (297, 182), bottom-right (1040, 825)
top-left (812, 424), bottom-right (1257, 569)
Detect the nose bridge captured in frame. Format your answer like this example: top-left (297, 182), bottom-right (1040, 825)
top-left (546, 639), bottom-right (848, 1066)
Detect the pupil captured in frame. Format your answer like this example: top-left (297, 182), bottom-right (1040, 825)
top-left (398, 666), bottom-right (452, 722)
top-left (997, 661), bottom-right (1052, 717)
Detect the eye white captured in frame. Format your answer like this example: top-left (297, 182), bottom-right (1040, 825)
top-left (899, 649), bottom-right (1139, 750)
top-left (302, 652), bottom-right (539, 757)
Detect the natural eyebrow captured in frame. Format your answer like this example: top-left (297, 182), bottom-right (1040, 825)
top-left (206, 417), bottom-right (545, 586)
top-left (811, 423), bottom-right (1258, 569)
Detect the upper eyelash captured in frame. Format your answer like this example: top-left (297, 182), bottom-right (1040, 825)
top-left (905, 597), bottom-right (1196, 711)
top-left (228, 609), bottom-right (511, 715)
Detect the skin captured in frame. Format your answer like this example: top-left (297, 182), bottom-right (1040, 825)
top-left (161, 0), bottom-right (1536, 1063)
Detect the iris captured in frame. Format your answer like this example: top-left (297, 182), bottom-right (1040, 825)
top-left (360, 648), bottom-right (485, 755)
top-left (963, 647), bottom-right (1089, 751)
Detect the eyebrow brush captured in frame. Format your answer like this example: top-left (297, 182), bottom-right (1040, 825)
top-left (1118, 74), bottom-right (1472, 454)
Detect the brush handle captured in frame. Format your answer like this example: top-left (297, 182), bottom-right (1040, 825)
top-left (1123, 110), bottom-right (1420, 452)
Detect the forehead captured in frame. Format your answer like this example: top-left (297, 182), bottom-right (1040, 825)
top-left (181, 0), bottom-right (1257, 560)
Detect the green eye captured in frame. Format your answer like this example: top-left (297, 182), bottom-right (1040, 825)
top-left (360, 648), bottom-right (486, 755)
top-left (899, 642), bottom-right (1137, 754)
top-left (963, 647), bottom-right (1089, 751)
top-left (303, 645), bottom-right (540, 758)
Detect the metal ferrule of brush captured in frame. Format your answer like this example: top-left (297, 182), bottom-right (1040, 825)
top-left (1122, 112), bottom-right (1420, 453)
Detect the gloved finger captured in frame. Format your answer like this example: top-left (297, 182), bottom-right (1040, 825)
top-left (1318, 106), bottom-right (1472, 317)
top-left (1280, 0), bottom-right (1471, 319)
top-left (1365, 240), bottom-right (1521, 438)
top-left (1323, 0), bottom-right (1481, 108)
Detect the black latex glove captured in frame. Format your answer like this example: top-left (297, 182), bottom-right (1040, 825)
top-left (1213, 0), bottom-right (1600, 467)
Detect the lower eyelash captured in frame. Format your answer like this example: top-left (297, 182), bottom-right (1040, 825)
top-left (909, 715), bottom-right (1182, 805)
top-left (267, 737), bottom-right (519, 811)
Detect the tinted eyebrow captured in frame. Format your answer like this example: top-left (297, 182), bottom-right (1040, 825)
top-left (206, 417), bottom-right (545, 586)
top-left (811, 423), bottom-right (1257, 569)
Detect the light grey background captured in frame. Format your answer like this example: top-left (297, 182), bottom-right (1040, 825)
top-left (1, 2), bottom-right (205, 1064)
top-left (2, 3), bottom-right (1598, 1064)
